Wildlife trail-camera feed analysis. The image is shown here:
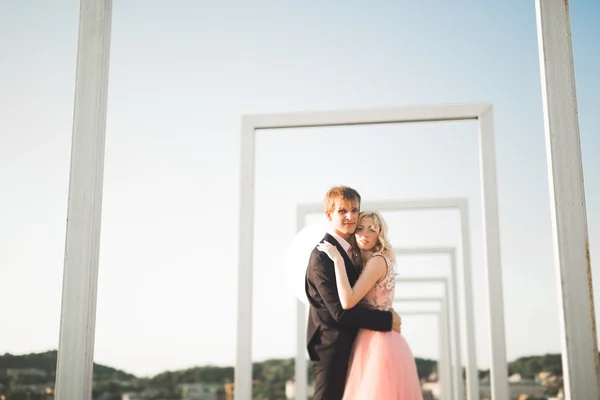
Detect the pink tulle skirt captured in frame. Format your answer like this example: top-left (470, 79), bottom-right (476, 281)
top-left (343, 329), bottom-right (424, 400)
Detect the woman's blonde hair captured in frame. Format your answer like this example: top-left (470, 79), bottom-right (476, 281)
top-left (356, 211), bottom-right (396, 265)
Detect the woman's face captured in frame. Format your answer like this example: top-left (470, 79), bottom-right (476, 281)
top-left (354, 216), bottom-right (380, 251)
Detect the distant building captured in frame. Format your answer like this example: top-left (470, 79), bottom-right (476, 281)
top-left (11, 384), bottom-right (53, 395)
top-left (508, 373), bottom-right (522, 382)
top-left (122, 394), bottom-right (145, 400)
top-left (478, 379), bottom-right (545, 399)
top-left (285, 380), bottom-right (315, 399)
top-left (536, 371), bottom-right (552, 383)
top-left (421, 381), bottom-right (441, 399)
top-left (121, 389), bottom-right (169, 400)
top-left (182, 383), bottom-right (221, 400)
top-left (121, 392), bottom-right (177, 400)
top-left (6, 368), bottom-right (47, 378)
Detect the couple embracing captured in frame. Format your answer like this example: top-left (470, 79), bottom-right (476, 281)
top-left (305, 186), bottom-right (423, 400)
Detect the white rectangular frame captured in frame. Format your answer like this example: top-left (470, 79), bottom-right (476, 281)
top-left (51, 3), bottom-right (594, 399)
top-left (394, 297), bottom-right (452, 400)
top-left (395, 276), bottom-right (464, 400)
top-left (294, 198), bottom-right (488, 400)
top-left (394, 276), bottom-right (458, 399)
top-left (396, 308), bottom-right (449, 400)
top-left (396, 247), bottom-right (465, 400)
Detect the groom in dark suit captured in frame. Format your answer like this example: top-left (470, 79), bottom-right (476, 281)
top-left (305, 185), bottom-right (401, 400)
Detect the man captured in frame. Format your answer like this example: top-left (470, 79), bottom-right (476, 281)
top-left (305, 185), bottom-right (402, 400)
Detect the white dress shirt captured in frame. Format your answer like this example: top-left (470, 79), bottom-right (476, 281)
top-left (327, 229), bottom-right (352, 257)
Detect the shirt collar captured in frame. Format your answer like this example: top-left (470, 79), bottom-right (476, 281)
top-left (327, 229), bottom-right (352, 254)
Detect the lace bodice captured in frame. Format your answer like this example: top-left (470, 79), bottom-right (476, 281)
top-left (359, 253), bottom-right (396, 311)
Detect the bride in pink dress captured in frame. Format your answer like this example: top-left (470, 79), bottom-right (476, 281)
top-left (317, 211), bottom-right (423, 400)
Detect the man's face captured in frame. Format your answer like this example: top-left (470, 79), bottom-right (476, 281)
top-left (326, 198), bottom-right (360, 240)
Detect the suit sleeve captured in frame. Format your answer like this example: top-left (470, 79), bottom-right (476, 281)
top-left (309, 250), bottom-right (392, 331)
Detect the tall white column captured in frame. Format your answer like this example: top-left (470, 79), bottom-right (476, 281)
top-left (235, 121), bottom-right (256, 400)
top-left (441, 308), bottom-right (452, 400)
top-left (438, 315), bottom-right (446, 400)
top-left (535, 1), bottom-right (600, 398)
top-left (459, 203), bottom-right (481, 400)
top-left (443, 300), bottom-right (455, 400)
top-left (54, 1), bottom-right (112, 399)
top-left (477, 108), bottom-right (510, 400)
top-left (295, 300), bottom-right (308, 400)
top-left (449, 250), bottom-right (464, 400)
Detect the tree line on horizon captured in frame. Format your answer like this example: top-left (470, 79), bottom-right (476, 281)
top-left (0, 350), bottom-right (568, 400)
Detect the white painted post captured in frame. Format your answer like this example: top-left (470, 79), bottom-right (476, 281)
top-left (441, 302), bottom-right (453, 400)
top-left (438, 313), bottom-right (447, 400)
top-left (478, 104), bottom-right (509, 400)
top-left (449, 249), bottom-right (464, 400)
top-left (235, 120), bottom-right (256, 400)
top-left (535, 1), bottom-right (600, 398)
top-left (54, 1), bottom-right (112, 400)
top-left (459, 202), bottom-right (483, 400)
top-left (295, 299), bottom-right (308, 400)
top-left (295, 211), bottom-right (308, 400)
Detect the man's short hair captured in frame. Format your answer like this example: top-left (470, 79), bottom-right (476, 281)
top-left (324, 186), bottom-right (361, 214)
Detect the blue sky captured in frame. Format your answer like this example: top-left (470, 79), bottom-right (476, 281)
top-left (1, 1), bottom-right (599, 377)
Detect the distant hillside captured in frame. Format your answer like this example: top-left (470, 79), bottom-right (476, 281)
top-left (0, 350), bottom-right (136, 381)
top-left (469, 353), bottom-right (565, 380)
top-left (0, 351), bottom-right (138, 400)
top-left (508, 353), bottom-right (562, 379)
top-left (1, 350), bottom-right (570, 399)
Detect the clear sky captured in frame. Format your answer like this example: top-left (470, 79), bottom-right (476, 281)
top-left (1, 0), bottom-right (599, 378)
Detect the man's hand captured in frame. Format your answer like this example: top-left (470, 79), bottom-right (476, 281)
top-left (391, 309), bottom-right (402, 333)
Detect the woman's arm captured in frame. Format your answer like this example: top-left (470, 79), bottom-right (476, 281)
top-left (317, 241), bottom-right (387, 310)
top-left (332, 255), bottom-right (386, 309)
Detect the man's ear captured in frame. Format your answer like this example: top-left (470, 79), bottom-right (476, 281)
top-left (325, 211), bottom-right (332, 221)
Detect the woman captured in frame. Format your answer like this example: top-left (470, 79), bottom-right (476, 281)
top-left (317, 211), bottom-right (423, 400)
